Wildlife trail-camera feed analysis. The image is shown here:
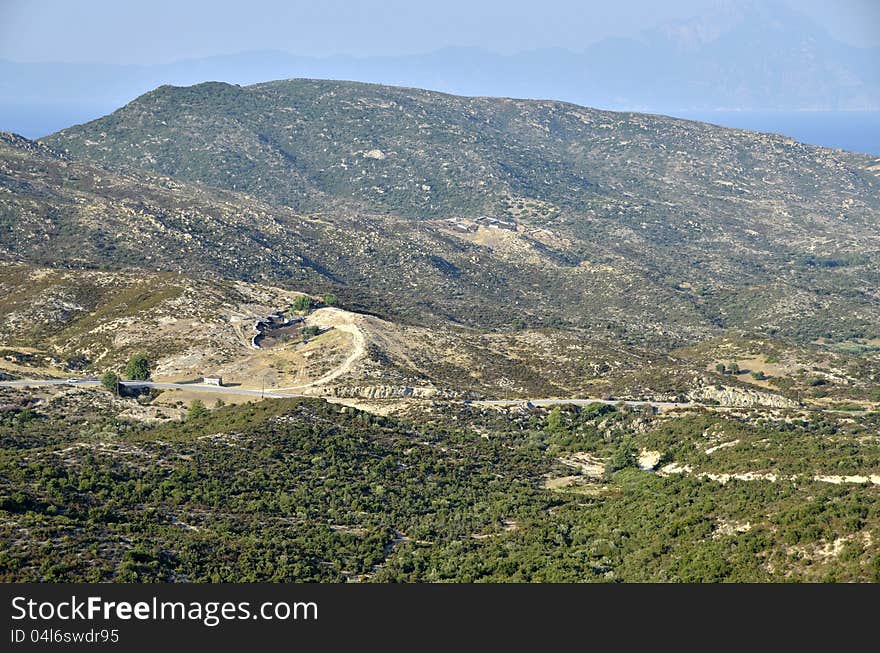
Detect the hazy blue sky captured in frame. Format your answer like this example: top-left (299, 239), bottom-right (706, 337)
top-left (1, 0), bottom-right (878, 63)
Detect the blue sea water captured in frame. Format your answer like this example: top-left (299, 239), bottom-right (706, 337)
top-left (675, 111), bottom-right (880, 157)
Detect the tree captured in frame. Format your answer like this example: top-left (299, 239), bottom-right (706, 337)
top-left (546, 406), bottom-right (564, 432)
top-left (728, 362), bottom-right (740, 375)
top-left (605, 438), bottom-right (636, 476)
top-left (186, 400), bottom-right (209, 421)
top-left (322, 293), bottom-right (338, 307)
top-left (101, 371), bottom-right (120, 395)
top-left (125, 353), bottom-right (150, 381)
top-left (751, 370), bottom-right (766, 380)
top-left (302, 325), bottom-right (321, 338)
top-left (715, 363), bottom-right (726, 374)
top-left (291, 295), bottom-right (311, 313)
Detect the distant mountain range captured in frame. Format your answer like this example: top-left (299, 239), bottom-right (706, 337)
top-left (2, 0), bottom-right (878, 138)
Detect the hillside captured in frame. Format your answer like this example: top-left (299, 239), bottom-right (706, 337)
top-left (2, 393), bottom-right (880, 582)
top-left (35, 79), bottom-right (880, 344)
top-left (3, 78), bottom-right (880, 586)
top-left (0, 264), bottom-right (697, 400)
top-left (4, 130), bottom-right (626, 332)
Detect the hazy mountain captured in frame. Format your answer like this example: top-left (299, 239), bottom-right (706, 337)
top-left (2, 1), bottom-right (878, 138)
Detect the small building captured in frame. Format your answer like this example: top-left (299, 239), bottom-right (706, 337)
top-left (203, 377), bottom-right (223, 387)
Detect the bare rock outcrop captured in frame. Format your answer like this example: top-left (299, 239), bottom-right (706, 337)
top-left (687, 385), bottom-right (796, 408)
top-left (329, 385), bottom-right (460, 400)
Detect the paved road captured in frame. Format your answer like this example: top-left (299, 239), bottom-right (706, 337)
top-left (474, 398), bottom-right (695, 409)
top-left (0, 379), bottom-right (301, 399)
top-left (2, 379), bottom-right (850, 413)
top-left (0, 379), bottom-right (695, 408)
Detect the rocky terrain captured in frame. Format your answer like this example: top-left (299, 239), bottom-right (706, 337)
top-left (1, 79), bottom-right (880, 584)
top-left (3, 75), bottom-right (880, 405)
top-left (14, 78), bottom-right (878, 344)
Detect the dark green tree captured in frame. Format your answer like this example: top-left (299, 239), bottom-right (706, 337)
top-left (546, 406), bottom-right (565, 432)
top-left (101, 371), bottom-right (120, 395)
top-left (605, 437), bottom-right (636, 476)
top-left (186, 400), bottom-right (209, 421)
top-left (125, 353), bottom-right (150, 381)
top-left (291, 295), bottom-right (312, 312)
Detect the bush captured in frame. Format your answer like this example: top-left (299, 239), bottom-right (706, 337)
top-left (302, 325), bottom-right (321, 338)
top-left (65, 354), bottom-right (90, 371)
top-left (605, 438), bottom-right (636, 476)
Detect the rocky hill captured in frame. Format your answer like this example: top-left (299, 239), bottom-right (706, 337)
top-left (3, 78), bottom-right (879, 586)
top-left (0, 79), bottom-right (876, 349)
top-left (35, 79), bottom-right (880, 344)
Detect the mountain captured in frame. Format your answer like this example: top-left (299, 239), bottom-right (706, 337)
top-left (4, 76), bottom-right (880, 585)
top-left (3, 1), bottom-right (879, 139)
top-left (2, 127), bottom-right (658, 334)
top-left (33, 78), bottom-right (880, 346)
top-left (580, 0), bottom-right (880, 112)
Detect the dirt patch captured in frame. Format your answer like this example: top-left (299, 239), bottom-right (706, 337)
top-left (277, 308), bottom-right (366, 391)
top-left (706, 354), bottom-right (801, 390)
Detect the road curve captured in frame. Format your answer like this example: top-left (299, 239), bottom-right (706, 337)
top-left (276, 308), bottom-right (367, 392)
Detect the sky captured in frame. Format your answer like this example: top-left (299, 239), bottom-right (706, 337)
top-left (1, 0), bottom-right (879, 64)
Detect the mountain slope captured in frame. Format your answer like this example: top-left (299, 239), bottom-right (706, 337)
top-left (35, 79), bottom-right (880, 343)
top-left (3, 129), bottom-right (713, 337)
top-left (0, 132), bottom-right (338, 285)
top-left (43, 78), bottom-right (880, 220)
